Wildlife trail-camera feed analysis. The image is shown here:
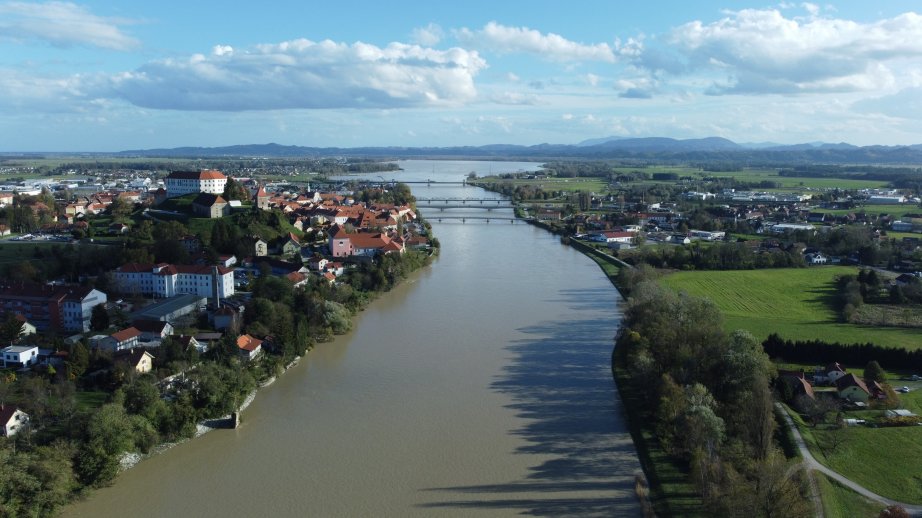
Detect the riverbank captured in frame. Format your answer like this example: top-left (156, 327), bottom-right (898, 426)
top-left (526, 221), bottom-right (701, 516)
top-left (117, 353), bottom-right (305, 472)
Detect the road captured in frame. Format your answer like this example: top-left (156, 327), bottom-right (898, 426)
top-left (776, 402), bottom-right (922, 516)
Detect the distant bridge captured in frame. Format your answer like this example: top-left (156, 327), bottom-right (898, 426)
top-left (416, 197), bottom-right (509, 204)
top-left (357, 179), bottom-right (469, 185)
top-left (417, 204), bottom-right (515, 210)
top-left (429, 215), bottom-right (521, 223)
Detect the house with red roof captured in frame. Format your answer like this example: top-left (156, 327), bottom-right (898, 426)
top-left (327, 225), bottom-right (404, 258)
top-left (101, 327), bottom-right (142, 352)
top-left (236, 334), bottom-right (263, 361)
top-left (836, 373), bottom-right (871, 403)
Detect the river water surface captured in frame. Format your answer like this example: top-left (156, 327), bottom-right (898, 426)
top-left (65, 160), bottom-right (641, 517)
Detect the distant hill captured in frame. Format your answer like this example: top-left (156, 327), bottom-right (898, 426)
top-left (118, 137), bottom-right (922, 164)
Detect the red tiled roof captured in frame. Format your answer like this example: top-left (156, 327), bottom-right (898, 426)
top-left (111, 327), bottom-right (141, 343)
top-left (166, 170), bottom-right (226, 181)
top-left (236, 334), bottom-right (262, 352)
top-left (835, 373), bottom-right (869, 394)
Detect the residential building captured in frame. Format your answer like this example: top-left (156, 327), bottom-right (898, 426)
top-left (114, 263), bottom-right (234, 299)
top-left (101, 327), bottom-right (142, 352)
top-left (0, 405), bottom-right (28, 436)
top-left (236, 334), bottom-right (263, 361)
top-left (132, 319), bottom-right (173, 342)
top-left (114, 349), bottom-right (154, 374)
top-left (1, 345), bottom-right (39, 368)
top-left (328, 226), bottom-right (404, 258)
top-left (192, 193), bottom-right (230, 218)
top-left (0, 283), bottom-right (106, 332)
top-left (836, 373), bottom-right (871, 403)
top-left (164, 170), bottom-right (227, 198)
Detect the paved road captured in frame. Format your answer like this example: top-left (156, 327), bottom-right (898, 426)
top-left (776, 402), bottom-right (922, 516)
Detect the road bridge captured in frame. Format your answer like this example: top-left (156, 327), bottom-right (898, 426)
top-left (430, 216), bottom-right (521, 223)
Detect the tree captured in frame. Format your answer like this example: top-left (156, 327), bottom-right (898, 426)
top-left (90, 303), bottom-right (109, 331)
top-left (0, 313), bottom-right (24, 344)
top-left (864, 360), bottom-right (887, 383)
top-left (222, 177), bottom-right (250, 202)
top-left (69, 341), bottom-right (90, 378)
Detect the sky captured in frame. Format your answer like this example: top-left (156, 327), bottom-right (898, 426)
top-left (3, 1), bottom-right (922, 151)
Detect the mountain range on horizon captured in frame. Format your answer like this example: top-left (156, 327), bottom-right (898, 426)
top-left (47, 136), bottom-right (922, 164)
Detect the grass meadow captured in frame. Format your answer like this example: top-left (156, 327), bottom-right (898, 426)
top-left (660, 267), bottom-right (922, 350)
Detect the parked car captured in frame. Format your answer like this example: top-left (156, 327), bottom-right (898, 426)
top-left (899, 386), bottom-right (911, 393)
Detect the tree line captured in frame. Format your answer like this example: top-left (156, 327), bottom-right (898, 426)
top-left (615, 267), bottom-right (812, 516)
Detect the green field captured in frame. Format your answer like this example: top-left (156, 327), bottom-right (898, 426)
top-left (699, 170), bottom-right (889, 190)
top-left (814, 204), bottom-right (921, 219)
top-left (661, 267), bottom-right (922, 350)
top-left (815, 472), bottom-right (883, 518)
top-left (791, 390), bottom-right (922, 505)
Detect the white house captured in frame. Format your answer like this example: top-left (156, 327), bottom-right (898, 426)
top-left (0, 405), bottom-right (28, 436)
top-left (100, 327), bottom-right (142, 352)
top-left (0, 345), bottom-right (39, 368)
top-left (237, 334), bottom-right (263, 361)
top-left (804, 252), bottom-right (828, 265)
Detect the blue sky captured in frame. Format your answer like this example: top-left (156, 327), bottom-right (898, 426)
top-left (3, 1), bottom-right (922, 151)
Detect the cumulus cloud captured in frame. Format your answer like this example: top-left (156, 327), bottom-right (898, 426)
top-left (0, 68), bottom-right (111, 113)
top-left (455, 22), bottom-right (616, 62)
top-left (411, 23), bottom-right (443, 46)
top-left (0, 1), bottom-right (139, 50)
top-left (640, 8), bottom-right (922, 95)
top-left (107, 39), bottom-right (487, 110)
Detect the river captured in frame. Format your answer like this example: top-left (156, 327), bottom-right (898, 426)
top-left (64, 160), bottom-right (641, 517)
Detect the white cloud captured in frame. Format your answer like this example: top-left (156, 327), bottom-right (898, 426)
top-left (506, 72), bottom-right (520, 82)
top-left (586, 73), bottom-right (599, 87)
top-left (643, 8), bottom-right (922, 95)
top-left (108, 39), bottom-right (487, 111)
top-left (411, 23), bottom-right (443, 46)
top-left (212, 45), bottom-right (234, 57)
top-left (490, 91), bottom-right (540, 105)
top-left (455, 22), bottom-right (615, 62)
top-left (0, 1), bottom-right (139, 50)
top-left (615, 77), bottom-right (657, 99)
top-left (0, 68), bottom-right (105, 112)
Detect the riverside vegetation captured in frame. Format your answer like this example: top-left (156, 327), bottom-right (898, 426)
top-left (0, 183), bottom-right (435, 517)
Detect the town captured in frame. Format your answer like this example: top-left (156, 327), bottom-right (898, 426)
top-left (0, 163), bottom-right (434, 513)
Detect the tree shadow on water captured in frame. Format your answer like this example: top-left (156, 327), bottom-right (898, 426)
top-left (420, 288), bottom-right (642, 516)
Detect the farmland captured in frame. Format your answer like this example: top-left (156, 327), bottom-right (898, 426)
top-left (790, 387), bottom-right (922, 505)
top-left (661, 267), bottom-right (922, 350)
